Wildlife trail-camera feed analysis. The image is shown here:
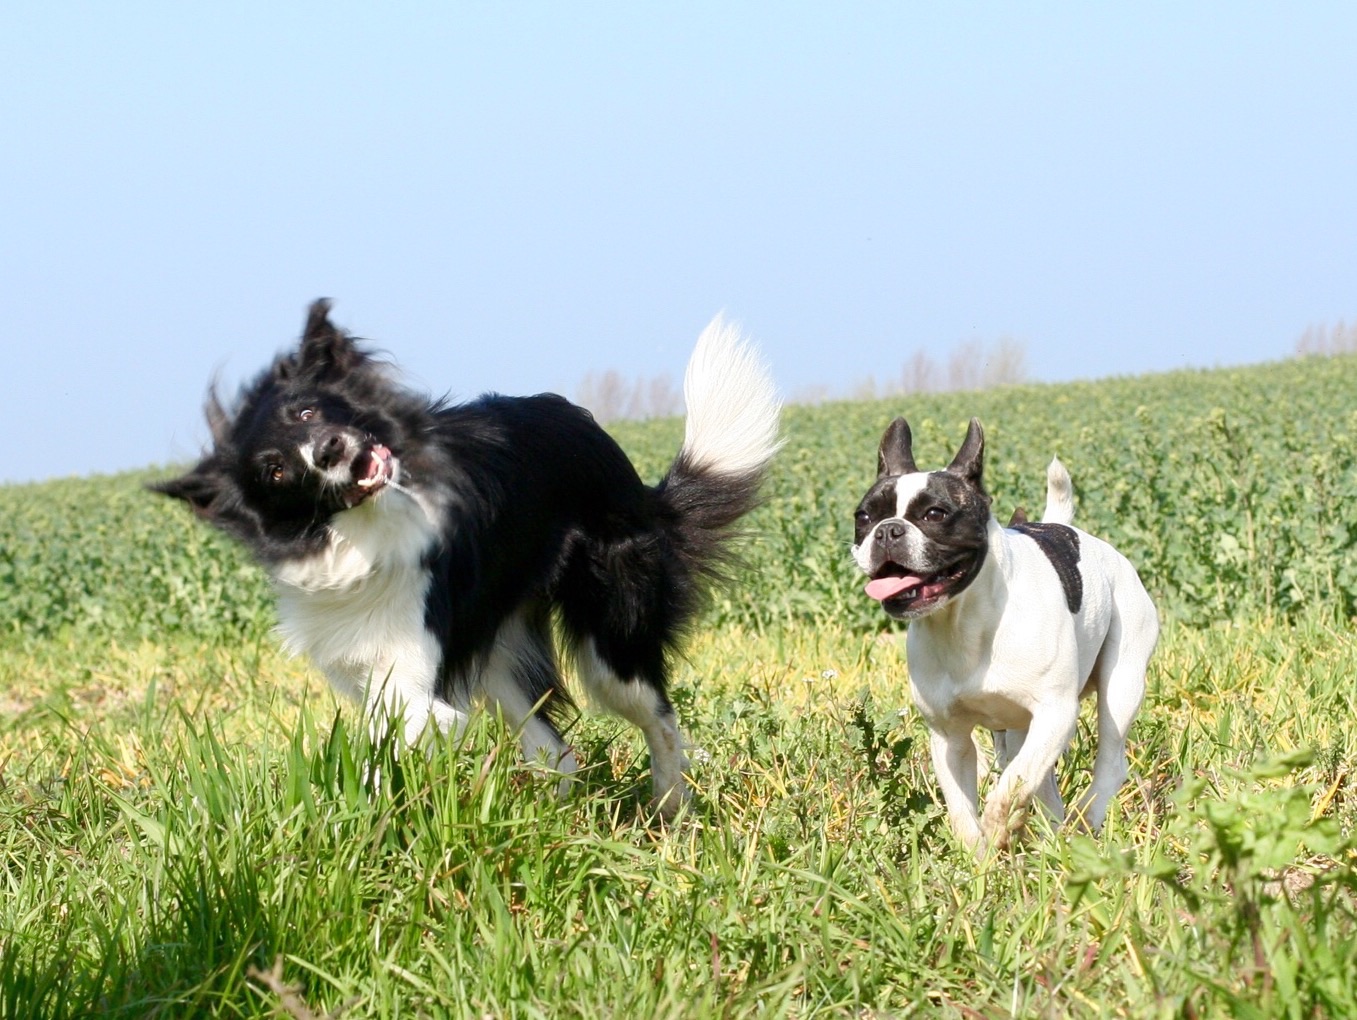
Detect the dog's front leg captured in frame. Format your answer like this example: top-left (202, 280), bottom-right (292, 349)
top-left (929, 728), bottom-right (984, 849)
top-left (994, 727), bottom-right (1065, 823)
top-left (479, 674), bottom-right (579, 799)
top-left (979, 701), bottom-right (1077, 851)
top-left (363, 654), bottom-right (467, 749)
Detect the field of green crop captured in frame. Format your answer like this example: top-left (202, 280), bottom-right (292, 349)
top-left (2, 354), bottom-right (1356, 1017)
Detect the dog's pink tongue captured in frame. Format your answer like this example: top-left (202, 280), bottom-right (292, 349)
top-left (865, 575), bottom-right (922, 601)
top-left (365, 445), bottom-right (390, 480)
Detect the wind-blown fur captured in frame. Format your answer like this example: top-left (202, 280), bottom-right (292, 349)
top-left (152, 300), bottom-right (782, 817)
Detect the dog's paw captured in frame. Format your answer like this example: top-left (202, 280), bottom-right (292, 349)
top-left (979, 795), bottom-right (1028, 853)
top-left (649, 778), bottom-right (692, 825)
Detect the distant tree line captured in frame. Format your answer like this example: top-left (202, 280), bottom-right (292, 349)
top-left (806, 335), bottom-right (1028, 405)
top-left (574, 369), bottom-right (682, 424)
top-left (576, 336), bottom-right (1029, 423)
top-left (1295, 321), bottom-right (1357, 357)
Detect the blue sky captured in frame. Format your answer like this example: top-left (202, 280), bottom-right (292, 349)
top-left (4, 4), bottom-right (1354, 483)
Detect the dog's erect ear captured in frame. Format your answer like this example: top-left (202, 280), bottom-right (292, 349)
top-left (204, 386), bottom-right (232, 447)
top-left (877, 417), bottom-right (917, 477)
top-left (303, 298), bottom-right (337, 343)
top-left (147, 463), bottom-right (225, 519)
top-left (947, 418), bottom-right (985, 486)
top-left (1008, 505), bottom-right (1028, 526)
top-left (297, 298), bottom-right (361, 379)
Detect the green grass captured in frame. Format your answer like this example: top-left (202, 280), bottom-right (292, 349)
top-left (2, 619), bottom-right (1354, 1018)
top-left (3, 356), bottom-right (1357, 1017)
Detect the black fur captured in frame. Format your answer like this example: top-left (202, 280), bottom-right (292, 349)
top-left (1010, 522), bottom-right (1083, 613)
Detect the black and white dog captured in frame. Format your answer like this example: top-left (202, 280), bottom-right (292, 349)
top-left (153, 300), bottom-right (781, 817)
top-left (852, 418), bottom-right (1158, 852)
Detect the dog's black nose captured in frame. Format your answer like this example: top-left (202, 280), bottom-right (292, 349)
top-left (315, 433), bottom-right (347, 470)
top-left (876, 522), bottom-right (904, 543)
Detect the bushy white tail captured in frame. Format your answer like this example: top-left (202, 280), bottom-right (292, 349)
top-left (680, 315), bottom-right (783, 477)
top-left (1041, 457), bottom-right (1075, 525)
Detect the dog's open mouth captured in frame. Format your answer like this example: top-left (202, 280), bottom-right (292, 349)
top-left (343, 444), bottom-right (394, 507)
top-left (865, 554), bottom-right (978, 612)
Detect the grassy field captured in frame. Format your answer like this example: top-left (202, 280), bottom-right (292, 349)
top-left (2, 355), bottom-right (1356, 1017)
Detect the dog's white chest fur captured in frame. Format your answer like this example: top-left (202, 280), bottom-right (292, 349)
top-left (271, 490), bottom-right (444, 708)
top-left (905, 520), bottom-right (1114, 730)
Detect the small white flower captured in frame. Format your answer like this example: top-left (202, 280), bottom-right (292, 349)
top-left (820, 669), bottom-right (838, 681)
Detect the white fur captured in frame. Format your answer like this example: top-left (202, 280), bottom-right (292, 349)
top-left (902, 514), bottom-right (1158, 853)
top-left (681, 315), bottom-right (783, 477)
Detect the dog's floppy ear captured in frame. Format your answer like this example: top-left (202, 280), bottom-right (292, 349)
top-left (297, 298), bottom-right (362, 379)
top-left (877, 417), bottom-right (917, 477)
top-left (147, 461), bottom-right (227, 520)
top-left (947, 417), bottom-right (985, 486)
top-left (148, 387), bottom-right (239, 517)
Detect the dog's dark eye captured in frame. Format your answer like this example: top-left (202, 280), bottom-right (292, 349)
top-left (266, 463), bottom-right (285, 483)
top-left (297, 408), bottom-right (316, 422)
top-left (923, 506), bottom-right (948, 523)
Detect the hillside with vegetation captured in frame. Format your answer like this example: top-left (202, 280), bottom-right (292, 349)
top-left (1, 354), bottom-right (1355, 1017)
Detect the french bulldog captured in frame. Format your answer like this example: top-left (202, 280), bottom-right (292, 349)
top-left (853, 417), bottom-right (1159, 853)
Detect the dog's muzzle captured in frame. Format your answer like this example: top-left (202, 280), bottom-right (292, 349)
top-left (342, 443), bottom-right (394, 507)
top-left (859, 519), bottom-right (985, 618)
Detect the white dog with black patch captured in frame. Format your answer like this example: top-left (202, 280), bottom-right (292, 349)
top-left (852, 417), bottom-right (1158, 853)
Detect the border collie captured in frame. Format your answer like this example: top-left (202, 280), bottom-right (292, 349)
top-left (152, 300), bottom-right (781, 817)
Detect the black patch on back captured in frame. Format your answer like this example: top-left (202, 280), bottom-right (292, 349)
top-left (1011, 522), bottom-right (1082, 613)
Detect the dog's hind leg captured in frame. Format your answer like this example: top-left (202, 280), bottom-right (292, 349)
top-left (991, 729), bottom-right (1011, 772)
top-left (575, 639), bottom-right (689, 820)
top-left (556, 530), bottom-right (697, 820)
top-left (1074, 613), bottom-right (1152, 832)
top-left (478, 609), bottom-right (579, 795)
top-left (1035, 769), bottom-right (1064, 824)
